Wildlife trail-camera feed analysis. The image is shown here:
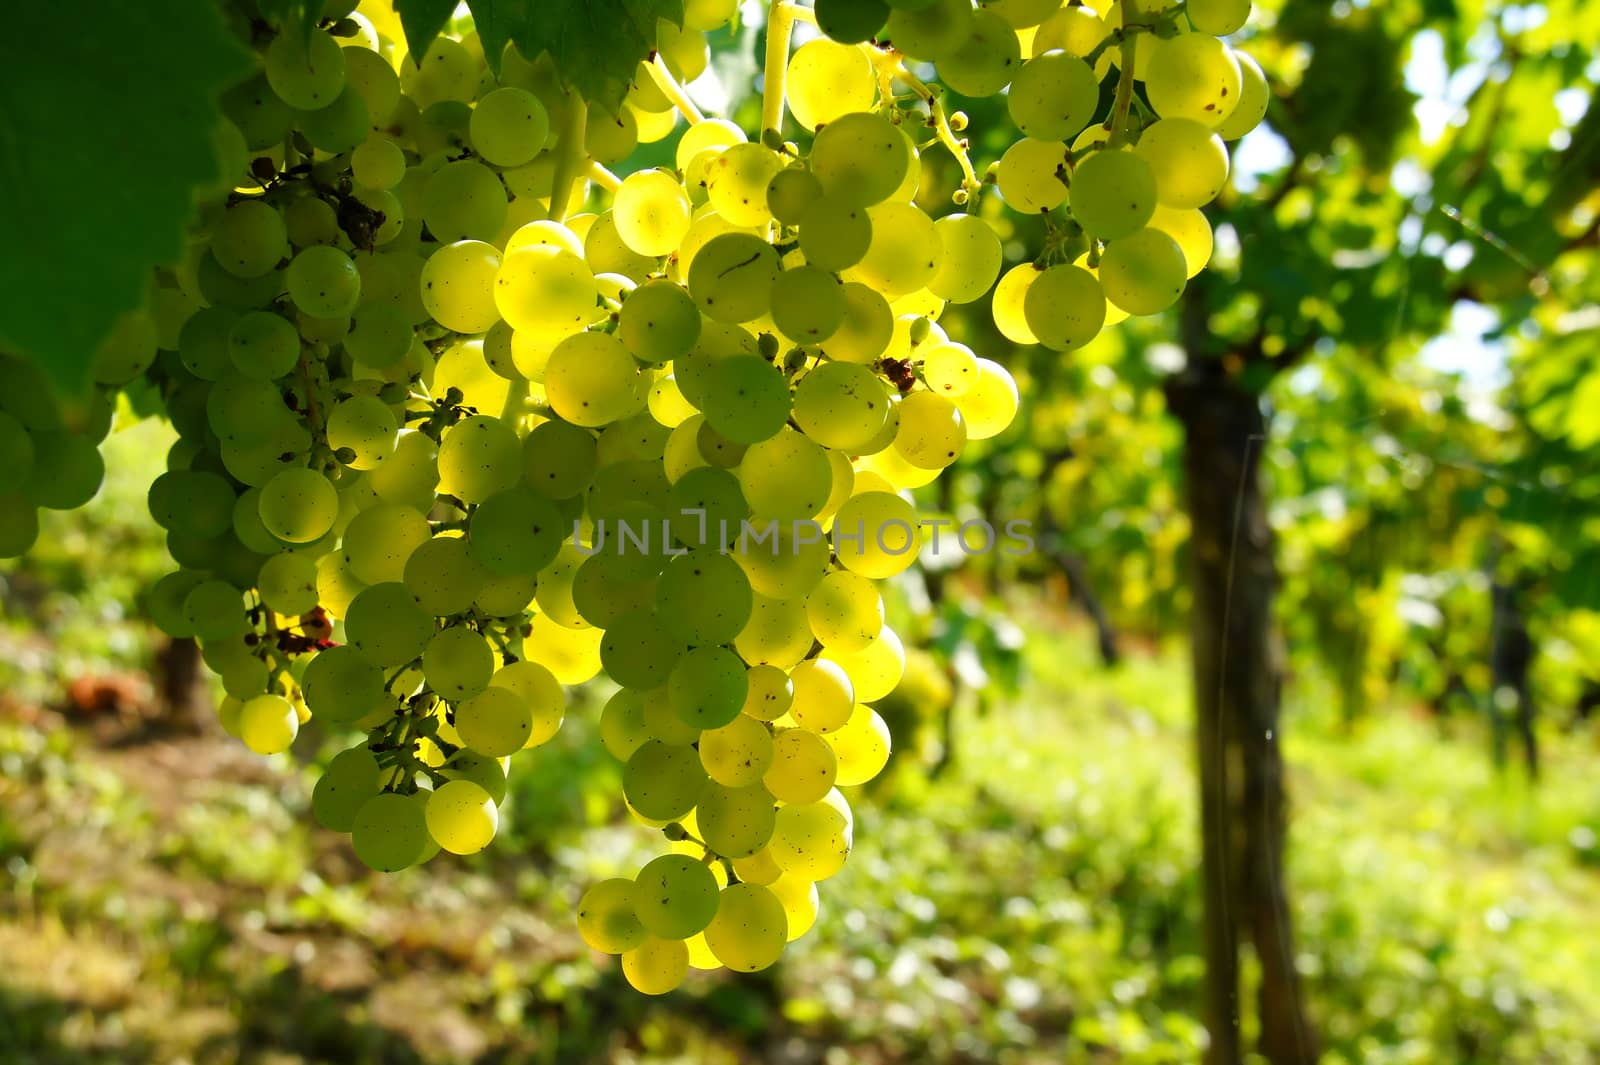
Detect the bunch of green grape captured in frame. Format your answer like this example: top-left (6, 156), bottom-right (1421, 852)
top-left (6, 0), bottom-right (1264, 996)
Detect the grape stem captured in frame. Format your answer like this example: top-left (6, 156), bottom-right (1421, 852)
top-left (761, 0), bottom-right (797, 138)
top-left (645, 55), bottom-right (706, 125)
top-left (887, 57), bottom-right (983, 202)
top-left (586, 160), bottom-right (622, 193)
top-left (1107, 0), bottom-right (1142, 149)
top-left (547, 95), bottom-right (589, 224)
top-left (498, 379), bottom-right (528, 424)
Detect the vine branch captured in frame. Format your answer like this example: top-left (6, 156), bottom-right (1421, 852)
top-left (548, 96), bottom-right (589, 224)
top-left (646, 55), bottom-right (706, 124)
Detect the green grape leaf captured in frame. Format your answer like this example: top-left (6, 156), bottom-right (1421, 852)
top-left (395, 0), bottom-right (458, 64)
top-left (465, 0), bottom-right (535, 74)
top-left (483, 0), bottom-right (685, 113)
top-left (0, 0), bottom-right (253, 397)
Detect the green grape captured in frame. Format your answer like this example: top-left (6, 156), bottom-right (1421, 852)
top-left (476, 570), bottom-right (541, 619)
top-left (826, 282), bottom-right (894, 363)
top-left (441, 749), bottom-right (508, 804)
top-left (544, 332), bottom-right (646, 428)
top-left (423, 626), bottom-right (495, 701)
top-left (624, 740), bottom-right (708, 821)
top-left (1189, 0), bottom-right (1252, 36)
top-left (893, 390), bottom-right (967, 469)
top-left (1008, 52), bottom-right (1099, 141)
top-left (771, 797), bottom-right (852, 880)
top-left (648, 375), bottom-right (697, 428)
top-left (742, 663), bottom-right (795, 721)
top-left (492, 660), bottom-right (565, 748)
top-left (312, 746), bottom-right (382, 831)
top-left (211, 200), bottom-right (289, 279)
top-left (147, 571), bottom-right (206, 638)
top-left (810, 112), bottom-right (908, 207)
top-left (984, 0), bottom-right (1059, 27)
top-left (316, 551), bottom-right (367, 620)
top-left (1032, 5), bottom-right (1110, 65)
top-left (284, 194), bottom-right (339, 247)
top-left (342, 503), bottom-right (429, 584)
top-left (732, 523), bottom-right (830, 599)
top-left (586, 103), bottom-right (640, 163)
top-left (952, 357), bottom-right (1020, 440)
top-left (1144, 33), bottom-right (1243, 125)
top-left (1134, 118), bottom-right (1230, 209)
top-left (936, 9), bottom-right (1022, 97)
top-left (764, 727), bottom-right (839, 805)
top-left (469, 86), bottom-right (550, 167)
top-left (787, 658), bottom-right (855, 733)
top-left (822, 624), bottom-right (904, 702)
top-left (791, 361), bottom-right (889, 450)
top-left (295, 84), bottom-right (370, 154)
top-left (256, 468), bottom-right (336, 544)
top-left (401, 536), bottom-right (484, 617)
top-left (505, 219), bottom-right (585, 257)
top-left (1070, 148), bottom-right (1158, 239)
top-left (832, 491), bottom-right (921, 578)
top-left (656, 549), bottom-right (754, 644)
top-left (883, 0), bottom-right (977, 61)
top-left (600, 688), bottom-right (653, 761)
top-left (704, 883), bottom-right (788, 971)
top-left (823, 703), bottom-right (893, 785)
top-left (668, 645), bottom-right (749, 730)
top-left (996, 137), bottom-right (1070, 213)
top-left (735, 594), bottom-right (814, 669)
top-left (422, 159), bottom-right (507, 243)
top-left (352, 137), bottom-right (406, 190)
top-left (613, 169), bottom-right (693, 257)
top-left (770, 266), bottom-right (845, 344)
top-left (177, 306), bottom-right (237, 380)
top-left (1100, 227), bottom-right (1188, 315)
top-left (769, 873), bottom-right (820, 941)
top-left (257, 552), bottom-right (319, 615)
top-left (265, 28), bottom-right (346, 110)
top-left (303, 644), bottom-right (387, 726)
top-left (706, 144), bottom-right (785, 227)
top-left (351, 791), bottom-right (431, 872)
top-left (437, 414), bottom-right (522, 503)
top-left (523, 420), bottom-right (598, 498)
top-left (239, 693), bottom-right (299, 755)
top-left (786, 39), bottom-right (875, 131)
top-left (687, 232), bottom-right (780, 323)
top-left (221, 74), bottom-right (292, 151)
top-left (147, 469), bottom-right (235, 536)
top-left (420, 239), bottom-right (502, 334)
top-left (697, 782), bottom-right (777, 858)
top-left (738, 428), bottom-right (833, 521)
top-left (455, 685), bottom-right (533, 756)
top-left (600, 608), bottom-right (688, 689)
top-left (797, 195), bottom-right (872, 273)
top-left (494, 244), bottom-right (599, 340)
top-left (668, 465), bottom-right (749, 547)
top-left (634, 854), bottom-right (721, 938)
top-left (700, 356), bottom-right (790, 444)
top-left (578, 878), bottom-right (649, 954)
top-left (1213, 50), bottom-right (1269, 141)
top-left (929, 213), bottom-right (1003, 304)
top-left (344, 307), bottom-right (413, 369)
top-left (403, 36), bottom-right (479, 107)
top-left (344, 41), bottom-right (402, 124)
top-left (370, 431), bottom-right (439, 511)
top-left (618, 280), bottom-right (701, 366)
top-left (700, 714), bottom-right (775, 787)
top-left (358, 250), bottom-right (430, 326)
top-left (814, 0), bottom-right (887, 41)
top-left (464, 487), bottom-right (562, 576)
top-left (286, 245), bottom-right (361, 318)
top-left (184, 580), bottom-right (246, 642)
top-left (805, 571), bottom-right (883, 653)
top-left (672, 120), bottom-right (744, 175)
top-left (622, 937), bottom-right (690, 995)
top-left (921, 341), bottom-right (979, 396)
top-left (226, 309), bottom-right (299, 380)
top-left (684, 0), bottom-right (738, 28)
top-left (344, 582), bottom-right (435, 666)
top-left (1023, 263), bottom-right (1107, 352)
top-left (766, 168), bottom-right (823, 226)
top-left (584, 209), bottom-right (658, 280)
top-left (326, 395), bottom-right (399, 469)
top-left (571, 551), bottom-right (655, 627)
top-left (425, 778), bottom-right (499, 854)
top-left (1150, 203), bottom-right (1214, 278)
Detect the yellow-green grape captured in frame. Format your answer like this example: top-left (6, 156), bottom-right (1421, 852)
top-left (438, 414), bottom-right (522, 502)
top-left (927, 214), bottom-right (1002, 305)
top-left (265, 27), bottom-right (346, 110)
top-left (403, 535), bottom-right (485, 616)
top-left (1007, 51), bottom-right (1099, 141)
top-left (455, 684), bottom-right (533, 756)
top-left (494, 244), bottom-right (599, 340)
top-left (425, 778), bottom-right (499, 854)
top-left (343, 41), bottom-right (400, 120)
top-left (815, 115), bottom-right (913, 211)
top-left (766, 168), bottom-right (823, 225)
top-left (730, 846), bottom-right (783, 886)
top-left (423, 626), bottom-right (494, 702)
top-left (315, 552), bottom-right (365, 620)
top-left (601, 608), bottom-right (689, 689)
top-left (687, 232), bottom-right (780, 323)
top-left (469, 487), bottom-right (564, 576)
top-left (769, 874), bottom-right (820, 941)
top-left (422, 160), bottom-right (507, 243)
top-left (469, 86), bottom-right (549, 168)
top-left (893, 391), bottom-right (967, 470)
top-left (813, 0), bottom-right (887, 42)
top-left (1149, 204), bottom-right (1214, 278)
top-left (732, 523), bottom-right (830, 600)
top-left (521, 425), bottom-right (594, 502)
top-left (624, 740), bottom-right (708, 821)
top-left (648, 375), bottom-right (697, 428)
top-left (1144, 33), bottom-right (1243, 126)
top-left (824, 703), bottom-right (893, 785)
top-left (797, 195), bottom-right (872, 272)
top-left (493, 660), bottom-right (566, 748)
top-left (984, 0), bottom-right (1062, 29)
top-left (764, 727), bottom-right (839, 805)
top-left (805, 571), bottom-right (884, 653)
top-left (706, 144), bottom-right (784, 227)
top-left (419, 239), bottom-right (499, 332)
top-left (352, 137), bottom-right (406, 190)
top-left (634, 854), bottom-right (721, 938)
top-left (847, 202), bottom-right (942, 299)
top-left (523, 613), bottom-right (603, 683)
top-left (238, 693), bottom-right (299, 755)
top-left (738, 429), bottom-right (833, 521)
top-left (441, 750), bottom-right (508, 804)
top-left (504, 220), bottom-right (583, 258)
top-left (771, 795), bottom-right (852, 880)
top-left (545, 332), bottom-right (645, 428)
top-left (286, 245), bottom-right (361, 318)
top-left (227, 309), bottom-right (300, 381)
top-left (996, 137), bottom-right (1069, 213)
top-left (823, 625), bottom-right (904, 702)
top-left (613, 169), bottom-right (693, 257)
top-left (1213, 50), bottom-right (1269, 141)
top-left (735, 594), bottom-right (814, 669)
top-left (1071, 250), bottom-right (1128, 327)
top-left (699, 355), bottom-right (790, 444)
top-left (791, 361), bottom-right (889, 450)
top-left (296, 84), bottom-right (370, 155)
top-left (302, 645), bottom-right (387, 726)
top-left (1134, 118), bottom-right (1230, 209)
top-left (675, 122), bottom-right (746, 177)
top-left (578, 878), bottom-right (649, 954)
top-left (257, 552), bottom-right (318, 615)
top-left (600, 688), bottom-right (653, 760)
top-left (351, 791), bottom-right (431, 872)
top-left (326, 394), bottom-right (398, 470)
top-left (704, 882), bottom-right (788, 972)
top-left (312, 746), bottom-right (382, 831)
top-left (642, 687), bottom-right (700, 746)
top-left (178, 306), bottom-right (236, 380)
top-left (1070, 148), bottom-right (1158, 239)
top-left (345, 307), bottom-right (413, 369)
top-left (786, 39), bottom-right (875, 131)
top-left (618, 280), bottom-right (701, 366)
top-left (1189, 0), bottom-right (1252, 36)
top-left (699, 714), bottom-right (775, 787)
top-left (657, 549), bottom-right (755, 645)
top-left (697, 782), bottom-right (777, 857)
top-left (936, 9), bottom-right (1022, 96)
top-left (771, 266), bottom-right (845, 344)
top-left (991, 264), bottom-right (1041, 345)
top-left (1032, 5), bottom-right (1111, 66)
top-left (180, 581), bottom-right (246, 644)
top-left (402, 36), bottom-right (479, 107)
top-left (258, 467), bottom-right (337, 543)
top-left (623, 937), bottom-right (690, 995)
top-left (669, 464), bottom-right (749, 547)
top-left (883, 0), bottom-right (977, 61)
top-left (919, 341), bottom-right (976, 397)
top-left (684, 0), bottom-right (738, 30)
top-left (832, 491), bottom-right (921, 578)
top-left (742, 663), bottom-right (795, 722)
top-left (788, 658), bottom-right (855, 733)
top-left (1100, 227), bottom-right (1188, 315)
top-left (953, 357), bottom-right (1020, 441)
top-left (211, 200), bottom-right (289, 279)
top-left (344, 582), bottom-right (434, 666)
top-left (1023, 263), bottom-right (1107, 352)
top-left (827, 282), bottom-right (895, 363)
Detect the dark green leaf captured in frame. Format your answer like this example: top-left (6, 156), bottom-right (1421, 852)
top-left (395, 0), bottom-right (457, 65)
top-left (256, 0), bottom-right (323, 42)
top-left (465, 0), bottom-right (534, 74)
top-left (498, 0), bottom-right (684, 113)
top-left (0, 0), bottom-right (253, 397)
